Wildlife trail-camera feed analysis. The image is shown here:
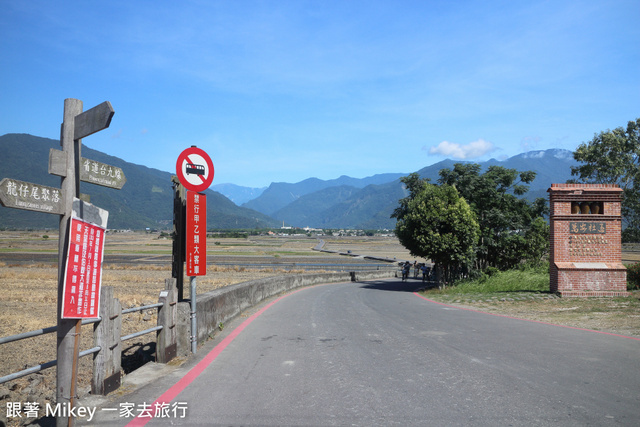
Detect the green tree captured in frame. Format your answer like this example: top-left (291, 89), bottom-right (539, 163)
top-left (438, 164), bottom-right (549, 271)
top-left (392, 174), bottom-right (480, 284)
top-left (571, 118), bottom-right (640, 241)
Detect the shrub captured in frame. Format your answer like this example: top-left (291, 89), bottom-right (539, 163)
top-left (626, 262), bottom-right (640, 290)
top-left (484, 266), bottom-right (499, 277)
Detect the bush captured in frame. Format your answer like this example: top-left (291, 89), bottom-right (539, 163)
top-left (626, 262), bottom-right (640, 290)
top-left (484, 266), bottom-right (500, 277)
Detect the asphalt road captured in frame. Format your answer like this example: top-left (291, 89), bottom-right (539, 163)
top-left (85, 278), bottom-right (640, 426)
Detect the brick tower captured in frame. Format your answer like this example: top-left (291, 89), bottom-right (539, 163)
top-left (548, 183), bottom-right (628, 297)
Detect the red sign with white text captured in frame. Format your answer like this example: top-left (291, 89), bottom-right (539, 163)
top-left (186, 191), bottom-right (206, 276)
top-left (61, 217), bottom-right (106, 318)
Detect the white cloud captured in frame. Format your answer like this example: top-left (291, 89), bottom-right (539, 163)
top-left (523, 151), bottom-right (545, 159)
top-left (427, 139), bottom-right (496, 159)
top-left (520, 136), bottom-right (541, 152)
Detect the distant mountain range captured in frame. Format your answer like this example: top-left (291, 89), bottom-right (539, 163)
top-left (223, 149), bottom-right (578, 229)
top-left (0, 134), bottom-right (579, 230)
top-left (0, 134), bottom-right (279, 229)
top-left (210, 183), bottom-right (267, 205)
top-left (242, 173), bottom-right (407, 216)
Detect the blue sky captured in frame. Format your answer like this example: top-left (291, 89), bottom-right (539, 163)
top-left (1, 0), bottom-right (638, 188)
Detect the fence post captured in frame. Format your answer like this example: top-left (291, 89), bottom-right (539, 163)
top-left (92, 286), bottom-right (122, 395)
top-left (157, 278), bottom-right (178, 363)
top-left (175, 302), bottom-right (191, 357)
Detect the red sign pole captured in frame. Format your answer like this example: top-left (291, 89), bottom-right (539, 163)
top-left (186, 190), bottom-right (206, 354)
top-left (186, 191), bottom-right (207, 276)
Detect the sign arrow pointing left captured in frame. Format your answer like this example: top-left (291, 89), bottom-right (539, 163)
top-left (0, 177), bottom-right (64, 215)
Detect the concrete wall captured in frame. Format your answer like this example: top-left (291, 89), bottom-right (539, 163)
top-left (188, 270), bottom-right (395, 349)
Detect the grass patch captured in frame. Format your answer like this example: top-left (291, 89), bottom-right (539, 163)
top-left (422, 266), bottom-right (555, 305)
top-left (429, 268), bottom-right (550, 295)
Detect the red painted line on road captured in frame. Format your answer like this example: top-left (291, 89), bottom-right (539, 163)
top-left (125, 287), bottom-right (307, 427)
top-left (413, 292), bottom-right (640, 342)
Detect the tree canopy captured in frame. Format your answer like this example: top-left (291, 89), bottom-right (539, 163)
top-left (392, 174), bottom-right (479, 283)
top-left (392, 164), bottom-right (549, 284)
top-left (437, 164), bottom-right (548, 271)
top-left (571, 118), bottom-right (640, 241)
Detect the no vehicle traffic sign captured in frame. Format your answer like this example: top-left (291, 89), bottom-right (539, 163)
top-left (176, 147), bottom-right (214, 192)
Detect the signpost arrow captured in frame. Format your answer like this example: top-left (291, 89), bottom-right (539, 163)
top-left (49, 148), bottom-right (127, 190)
top-left (79, 158), bottom-right (126, 189)
top-left (0, 177), bottom-right (64, 215)
top-left (74, 101), bottom-right (114, 140)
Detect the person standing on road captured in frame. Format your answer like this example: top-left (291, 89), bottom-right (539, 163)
top-left (402, 261), bottom-right (411, 281)
top-left (421, 264), bottom-right (431, 282)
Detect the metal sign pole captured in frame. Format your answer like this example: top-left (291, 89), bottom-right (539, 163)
top-left (190, 276), bottom-right (197, 354)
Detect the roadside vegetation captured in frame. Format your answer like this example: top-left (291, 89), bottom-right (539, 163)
top-left (425, 264), bottom-right (550, 297)
top-left (421, 263), bottom-right (640, 337)
top-left (425, 261), bottom-right (640, 298)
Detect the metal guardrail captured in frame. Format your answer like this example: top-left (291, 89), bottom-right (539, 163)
top-left (0, 318), bottom-right (100, 346)
top-left (122, 302), bottom-right (163, 314)
top-left (120, 303), bottom-right (165, 342)
top-left (1, 360), bottom-right (59, 384)
top-left (0, 344), bottom-right (102, 385)
top-left (0, 302), bottom-right (165, 385)
top-left (122, 326), bottom-right (163, 342)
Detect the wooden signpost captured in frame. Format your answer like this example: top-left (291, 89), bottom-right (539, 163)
top-left (0, 98), bottom-right (122, 426)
